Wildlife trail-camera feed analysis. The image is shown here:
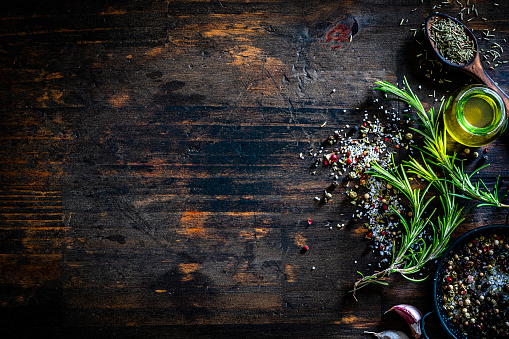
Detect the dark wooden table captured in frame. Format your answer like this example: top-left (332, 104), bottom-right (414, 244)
top-left (2, 0), bottom-right (509, 338)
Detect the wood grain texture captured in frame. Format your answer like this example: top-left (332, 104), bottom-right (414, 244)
top-left (2, 0), bottom-right (509, 338)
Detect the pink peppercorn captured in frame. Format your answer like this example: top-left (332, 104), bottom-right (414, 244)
top-left (307, 218), bottom-right (312, 225)
top-left (331, 154), bottom-right (337, 162)
top-left (347, 157), bottom-right (352, 164)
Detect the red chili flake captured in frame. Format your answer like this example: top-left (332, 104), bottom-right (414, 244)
top-left (363, 122), bottom-right (367, 127)
top-left (382, 204), bottom-right (388, 210)
top-left (461, 290), bottom-right (466, 295)
top-left (374, 147), bottom-right (379, 152)
top-left (304, 245), bottom-right (309, 251)
top-left (365, 231), bottom-right (373, 239)
top-left (446, 276), bottom-right (453, 283)
top-left (347, 157), bottom-right (352, 164)
top-left (331, 154), bottom-right (337, 162)
top-left (372, 204), bottom-right (376, 208)
top-left (324, 160), bottom-right (329, 166)
top-left (384, 137), bottom-right (388, 141)
top-left (381, 229), bottom-right (386, 235)
top-left (307, 218), bottom-right (312, 225)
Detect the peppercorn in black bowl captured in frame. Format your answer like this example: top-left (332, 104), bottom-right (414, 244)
top-left (432, 225), bottom-right (509, 338)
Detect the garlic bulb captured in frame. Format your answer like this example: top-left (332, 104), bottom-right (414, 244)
top-left (364, 330), bottom-right (410, 339)
top-left (385, 304), bottom-right (423, 338)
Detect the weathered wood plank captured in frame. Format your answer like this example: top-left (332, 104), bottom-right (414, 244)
top-left (3, 0), bottom-right (509, 337)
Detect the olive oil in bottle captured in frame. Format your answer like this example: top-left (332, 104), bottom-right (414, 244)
top-left (444, 85), bottom-right (507, 147)
top-left (462, 96), bottom-right (494, 128)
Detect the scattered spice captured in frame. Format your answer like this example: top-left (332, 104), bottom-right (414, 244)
top-left (302, 101), bottom-right (414, 260)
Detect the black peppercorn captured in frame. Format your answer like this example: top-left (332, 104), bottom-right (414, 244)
top-left (438, 231), bottom-right (509, 338)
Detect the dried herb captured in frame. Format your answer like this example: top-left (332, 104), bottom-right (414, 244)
top-left (429, 16), bottom-right (476, 65)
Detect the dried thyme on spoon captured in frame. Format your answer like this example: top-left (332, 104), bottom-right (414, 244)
top-left (429, 15), bottom-right (476, 65)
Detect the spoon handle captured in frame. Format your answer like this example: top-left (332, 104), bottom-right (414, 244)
top-left (465, 56), bottom-right (509, 116)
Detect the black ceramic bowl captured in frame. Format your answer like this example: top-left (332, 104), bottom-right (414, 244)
top-left (423, 225), bottom-right (509, 339)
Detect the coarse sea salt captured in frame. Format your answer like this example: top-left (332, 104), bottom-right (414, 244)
top-left (303, 102), bottom-right (417, 259)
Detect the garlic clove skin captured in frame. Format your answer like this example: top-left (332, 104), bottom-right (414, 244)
top-left (385, 304), bottom-right (423, 338)
top-left (364, 330), bottom-right (410, 339)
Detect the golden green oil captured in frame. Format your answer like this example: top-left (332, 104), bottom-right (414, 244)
top-left (462, 96), bottom-right (494, 128)
top-left (444, 85), bottom-right (507, 147)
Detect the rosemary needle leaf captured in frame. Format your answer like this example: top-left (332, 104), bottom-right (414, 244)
top-left (402, 274), bottom-right (428, 282)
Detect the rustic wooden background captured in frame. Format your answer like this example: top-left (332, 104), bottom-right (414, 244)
top-left (2, 0), bottom-right (509, 338)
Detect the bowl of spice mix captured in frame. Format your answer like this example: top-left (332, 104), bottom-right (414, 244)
top-left (430, 225), bottom-right (509, 338)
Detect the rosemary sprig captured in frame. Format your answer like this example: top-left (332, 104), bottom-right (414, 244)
top-left (353, 156), bottom-right (465, 300)
top-left (374, 77), bottom-right (509, 208)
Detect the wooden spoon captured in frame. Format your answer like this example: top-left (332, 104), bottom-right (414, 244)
top-left (425, 12), bottom-right (509, 116)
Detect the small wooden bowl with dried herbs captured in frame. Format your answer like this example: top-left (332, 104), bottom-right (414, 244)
top-left (425, 12), bottom-right (509, 116)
